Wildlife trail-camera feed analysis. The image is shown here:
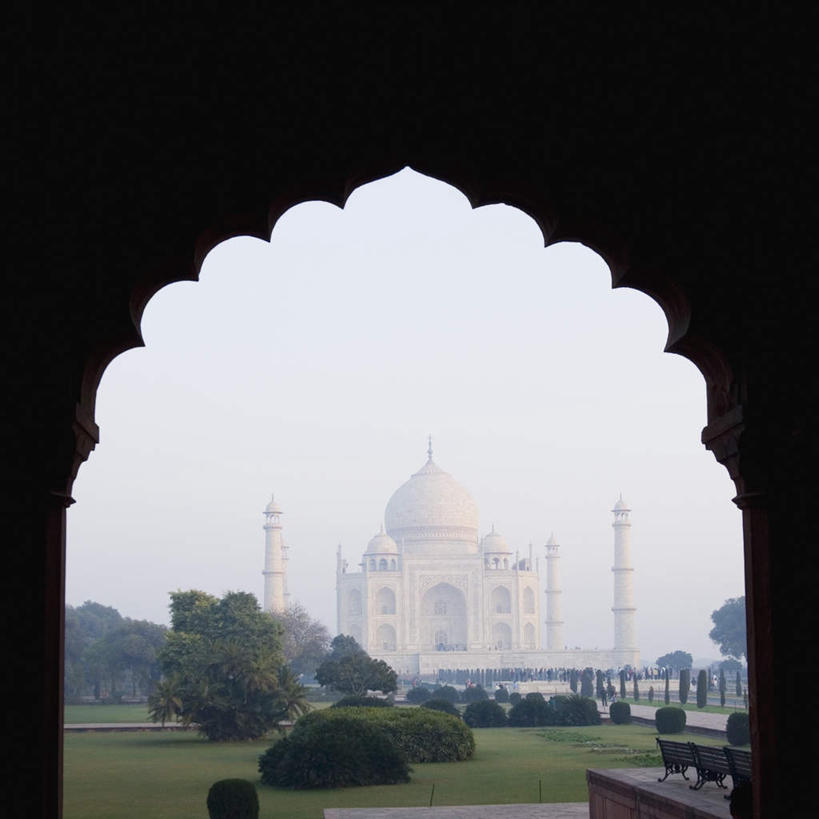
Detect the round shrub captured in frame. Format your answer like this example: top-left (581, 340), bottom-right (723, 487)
top-left (258, 716), bottom-right (409, 789)
top-left (422, 698), bottom-right (461, 718)
top-left (207, 779), bottom-right (259, 819)
top-left (655, 706), bottom-right (687, 734)
top-left (525, 691), bottom-right (545, 703)
top-left (508, 697), bottom-right (551, 727)
top-left (405, 686), bottom-right (432, 704)
top-left (332, 695), bottom-right (392, 708)
top-left (609, 700), bottom-right (631, 724)
top-left (461, 684), bottom-right (489, 703)
top-left (552, 694), bottom-right (601, 726)
top-left (463, 699), bottom-right (507, 727)
top-left (494, 685), bottom-right (509, 703)
top-left (374, 707), bottom-right (475, 762)
top-left (509, 692), bottom-right (522, 706)
top-left (726, 712), bottom-right (750, 746)
top-left (431, 684), bottom-right (460, 703)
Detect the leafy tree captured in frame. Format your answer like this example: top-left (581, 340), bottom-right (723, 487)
top-left (720, 657), bottom-right (743, 672)
top-left (315, 635), bottom-right (397, 696)
top-left (461, 684), bottom-right (488, 704)
top-left (709, 596), bottom-right (747, 660)
top-left (270, 602), bottom-right (330, 678)
top-left (156, 590), bottom-right (300, 740)
top-left (656, 651), bottom-right (693, 672)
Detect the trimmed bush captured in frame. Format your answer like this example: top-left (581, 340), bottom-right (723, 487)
top-left (332, 695), bottom-right (392, 708)
top-left (207, 779), bottom-right (259, 818)
top-left (648, 686), bottom-right (654, 703)
top-left (655, 706), bottom-right (687, 734)
top-left (726, 712), bottom-right (750, 746)
top-left (258, 715), bottom-right (408, 789)
top-left (431, 684), bottom-right (460, 703)
top-left (609, 700), bottom-right (631, 724)
top-left (422, 698), bottom-right (461, 717)
top-left (508, 697), bottom-right (551, 727)
top-left (405, 686), bottom-right (432, 704)
top-left (494, 685), bottom-right (509, 703)
top-left (509, 692), bottom-right (522, 706)
top-left (525, 691), bottom-right (545, 703)
top-left (552, 694), bottom-right (601, 726)
top-left (463, 699), bottom-right (507, 727)
top-left (461, 684), bottom-right (489, 703)
top-left (679, 669), bottom-right (690, 705)
top-left (696, 670), bottom-right (708, 708)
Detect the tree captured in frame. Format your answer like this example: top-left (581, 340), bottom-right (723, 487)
top-left (679, 669), bottom-right (690, 705)
top-left (736, 670), bottom-right (743, 698)
top-left (709, 596), bottom-right (747, 660)
top-left (664, 669), bottom-right (670, 705)
top-left (269, 602), bottom-right (330, 678)
top-left (655, 651), bottom-right (693, 672)
top-left (619, 670), bottom-right (626, 700)
top-left (720, 657), bottom-right (743, 673)
top-left (156, 590), bottom-right (301, 740)
top-left (696, 669), bottom-right (707, 708)
top-left (569, 669), bottom-right (578, 693)
top-left (719, 668), bottom-right (727, 707)
top-left (580, 668), bottom-right (594, 698)
top-left (315, 635), bottom-right (397, 696)
top-left (633, 675), bottom-right (640, 701)
top-left (147, 677), bottom-right (182, 727)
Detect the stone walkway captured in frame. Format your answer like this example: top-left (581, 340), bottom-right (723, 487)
top-left (324, 804), bottom-right (588, 818)
top-left (64, 722), bottom-right (193, 731)
top-left (610, 704), bottom-right (730, 732)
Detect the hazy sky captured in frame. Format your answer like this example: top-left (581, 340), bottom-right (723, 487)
top-left (67, 169), bottom-right (744, 664)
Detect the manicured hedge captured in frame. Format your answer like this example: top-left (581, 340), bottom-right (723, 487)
top-left (463, 699), bottom-right (507, 727)
top-left (405, 686), bottom-right (432, 704)
top-left (332, 695), bottom-right (392, 708)
top-left (609, 701), bottom-right (631, 724)
top-left (508, 694), bottom-right (600, 727)
top-left (258, 714), bottom-right (408, 789)
top-left (726, 712), bottom-right (750, 746)
top-left (655, 706), bottom-right (687, 734)
top-left (422, 698), bottom-right (461, 717)
top-left (207, 779), bottom-right (259, 818)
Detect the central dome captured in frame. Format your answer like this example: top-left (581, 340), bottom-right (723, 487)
top-left (384, 452), bottom-right (479, 549)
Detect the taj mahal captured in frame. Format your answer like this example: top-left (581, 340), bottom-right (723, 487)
top-left (263, 440), bottom-right (640, 675)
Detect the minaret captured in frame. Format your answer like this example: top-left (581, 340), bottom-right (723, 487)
top-left (612, 495), bottom-right (637, 654)
top-left (544, 533), bottom-right (564, 650)
top-left (262, 495), bottom-right (287, 613)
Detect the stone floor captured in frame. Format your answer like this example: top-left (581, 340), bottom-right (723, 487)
top-left (324, 805), bottom-right (588, 818)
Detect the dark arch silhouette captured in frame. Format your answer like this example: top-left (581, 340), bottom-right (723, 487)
top-left (7, 6), bottom-right (815, 816)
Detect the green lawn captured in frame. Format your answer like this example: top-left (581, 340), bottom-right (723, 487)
top-left (63, 724), bottom-right (728, 818)
top-left (65, 704), bottom-right (152, 723)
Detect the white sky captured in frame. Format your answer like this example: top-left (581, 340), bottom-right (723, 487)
top-left (67, 169), bottom-right (744, 664)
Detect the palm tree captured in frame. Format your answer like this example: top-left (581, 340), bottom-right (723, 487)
top-left (275, 665), bottom-right (310, 723)
top-left (148, 677), bottom-right (182, 727)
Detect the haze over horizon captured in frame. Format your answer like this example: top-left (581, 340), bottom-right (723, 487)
top-left (66, 169), bottom-right (744, 665)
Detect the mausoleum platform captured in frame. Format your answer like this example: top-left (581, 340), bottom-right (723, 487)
top-left (587, 767), bottom-right (731, 818)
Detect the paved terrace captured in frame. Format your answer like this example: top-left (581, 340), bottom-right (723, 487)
top-left (325, 805), bottom-right (588, 818)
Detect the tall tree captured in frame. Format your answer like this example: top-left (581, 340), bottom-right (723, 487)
top-left (709, 596), bottom-right (747, 660)
top-left (156, 590), bottom-right (302, 740)
top-left (719, 668), bottom-right (727, 707)
top-left (664, 669), bottom-right (670, 705)
top-left (696, 669), bottom-right (708, 708)
top-left (679, 669), bottom-right (690, 705)
top-left (270, 602), bottom-right (331, 677)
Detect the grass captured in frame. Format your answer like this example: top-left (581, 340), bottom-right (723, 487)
top-left (63, 723), bottom-right (728, 818)
top-left (64, 704), bottom-right (151, 723)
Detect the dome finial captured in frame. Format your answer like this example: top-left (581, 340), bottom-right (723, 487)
top-left (427, 434), bottom-right (433, 461)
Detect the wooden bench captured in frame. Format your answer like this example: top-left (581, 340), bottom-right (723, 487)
top-left (689, 743), bottom-right (731, 791)
top-left (655, 738), bottom-right (695, 782)
top-left (723, 746), bottom-right (752, 788)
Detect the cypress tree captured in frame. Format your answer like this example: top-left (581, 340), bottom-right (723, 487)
top-left (679, 669), bottom-right (690, 705)
top-left (648, 685), bottom-right (654, 703)
top-left (569, 669), bottom-right (578, 693)
top-left (735, 670), bottom-right (742, 697)
top-left (697, 669), bottom-right (708, 708)
top-left (633, 675), bottom-right (640, 701)
top-left (664, 669), bottom-right (670, 705)
top-left (619, 670), bottom-right (626, 700)
top-left (719, 669), bottom-right (727, 707)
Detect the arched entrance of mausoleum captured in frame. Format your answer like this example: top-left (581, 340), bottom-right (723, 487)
top-left (421, 582), bottom-right (467, 651)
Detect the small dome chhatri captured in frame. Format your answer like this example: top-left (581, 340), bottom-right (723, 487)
top-left (613, 494), bottom-right (630, 513)
top-left (366, 525), bottom-right (398, 554)
top-left (481, 524), bottom-right (511, 554)
top-left (265, 494), bottom-right (282, 515)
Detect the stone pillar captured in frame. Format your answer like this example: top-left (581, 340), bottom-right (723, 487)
top-left (262, 495), bottom-right (286, 613)
top-left (544, 534), bottom-right (564, 650)
top-left (611, 498), bottom-right (637, 655)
